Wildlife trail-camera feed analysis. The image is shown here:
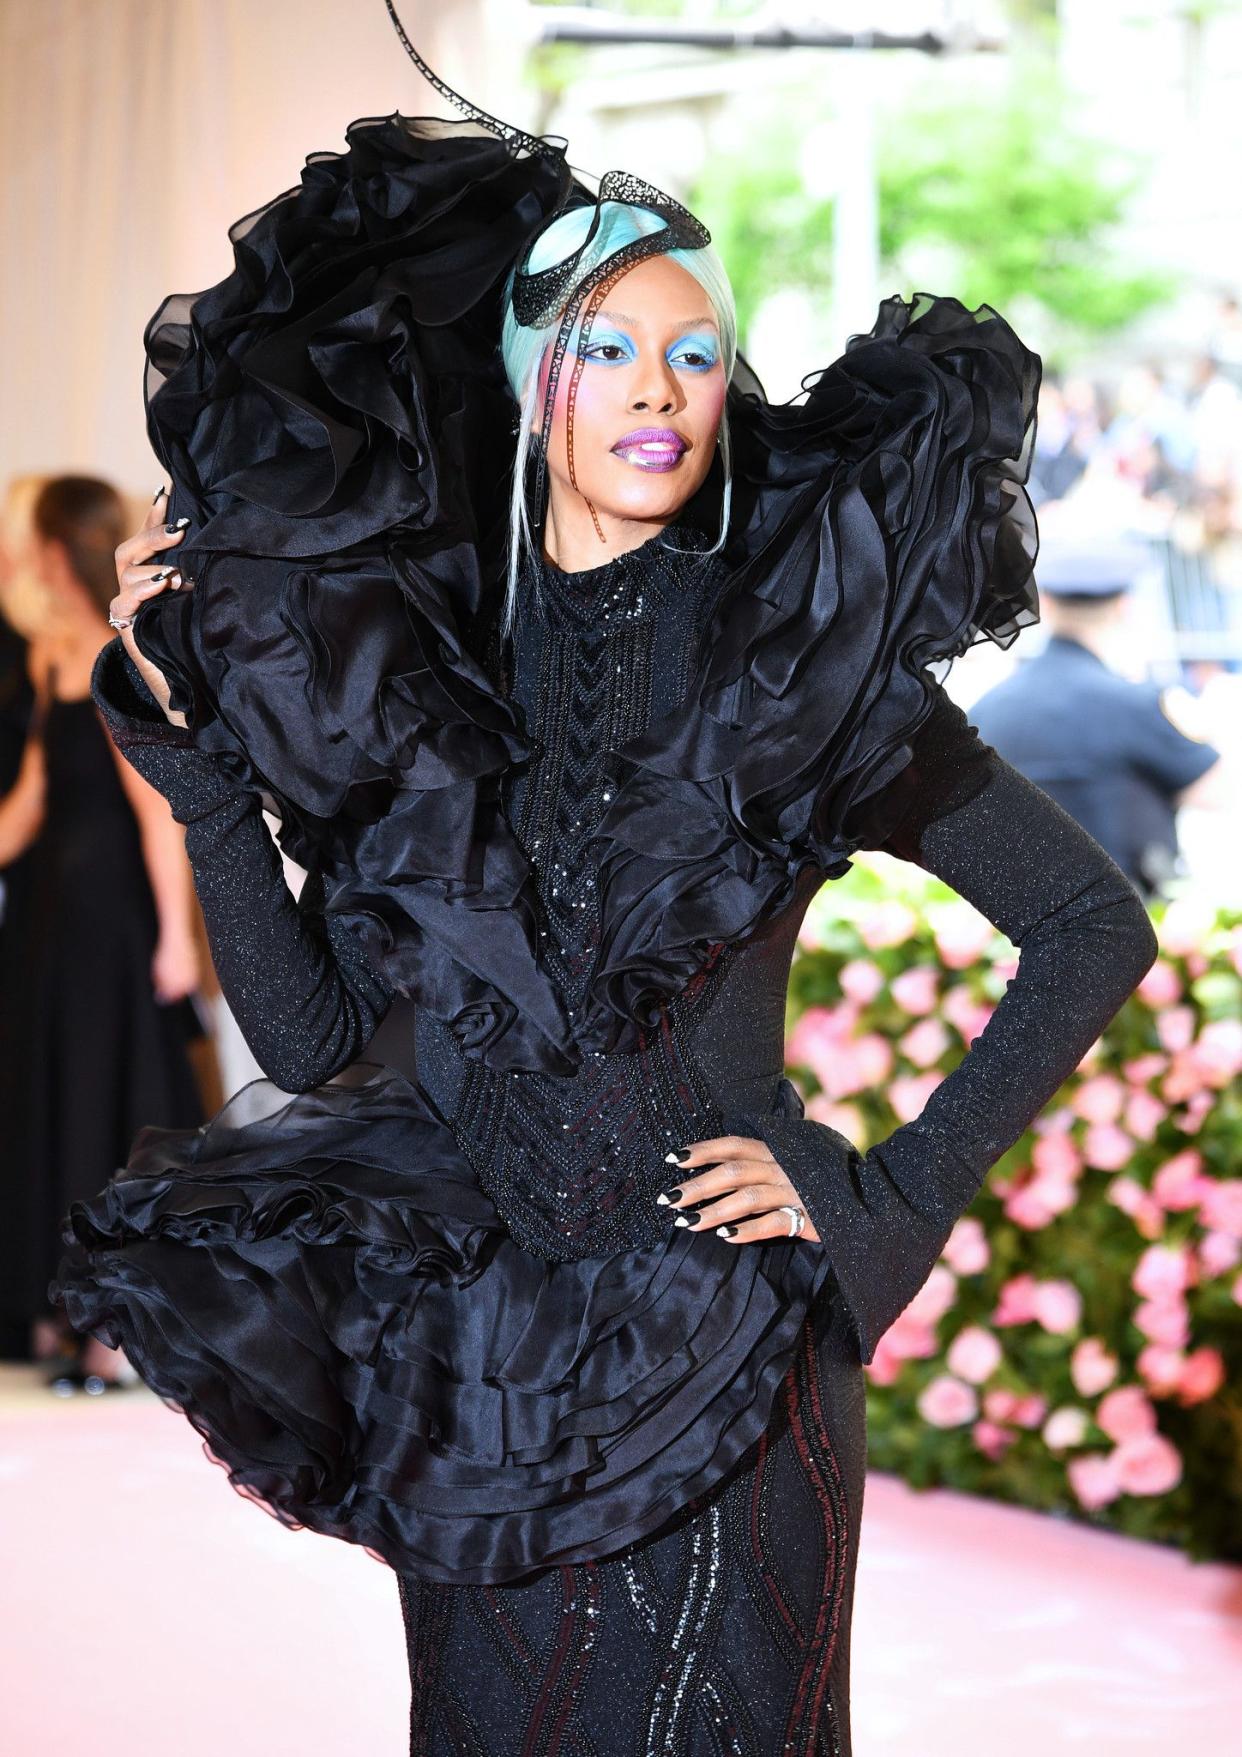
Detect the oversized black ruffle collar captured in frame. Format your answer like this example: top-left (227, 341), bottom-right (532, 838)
top-left (132, 113), bottom-right (1041, 1077)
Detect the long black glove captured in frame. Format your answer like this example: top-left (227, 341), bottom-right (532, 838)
top-left (736, 689), bottom-right (1158, 1365)
top-left (92, 639), bottom-right (394, 1092)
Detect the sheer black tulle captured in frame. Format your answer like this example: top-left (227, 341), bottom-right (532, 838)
top-left (51, 1063), bottom-right (832, 1585)
top-left (130, 112), bottom-right (1040, 1079)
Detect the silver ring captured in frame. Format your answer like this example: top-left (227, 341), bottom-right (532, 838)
top-left (779, 1203), bottom-right (805, 1238)
top-left (108, 613), bottom-right (134, 630)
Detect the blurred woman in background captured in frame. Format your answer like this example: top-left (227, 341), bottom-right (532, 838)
top-left (0, 476), bottom-right (206, 1392)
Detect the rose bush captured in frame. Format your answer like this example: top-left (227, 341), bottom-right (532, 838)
top-left (789, 852), bottom-right (1242, 1560)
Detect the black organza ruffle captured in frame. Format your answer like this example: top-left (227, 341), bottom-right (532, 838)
top-left (136, 115), bottom-right (584, 1075)
top-left (49, 1065), bottom-right (831, 1586)
top-left (582, 290), bottom-right (1042, 1031)
top-left (131, 113), bottom-right (1040, 1077)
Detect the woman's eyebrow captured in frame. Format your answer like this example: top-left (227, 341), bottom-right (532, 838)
top-left (593, 309), bottom-right (719, 332)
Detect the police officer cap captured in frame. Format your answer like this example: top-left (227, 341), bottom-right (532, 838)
top-left (1036, 532), bottom-right (1152, 599)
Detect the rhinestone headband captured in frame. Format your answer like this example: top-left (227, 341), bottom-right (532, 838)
top-left (509, 170), bottom-right (710, 330)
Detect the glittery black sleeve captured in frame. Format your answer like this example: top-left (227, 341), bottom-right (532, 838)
top-left (752, 689), bottom-right (1158, 1365)
top-left (90, 640), bottom-right (395, 1092)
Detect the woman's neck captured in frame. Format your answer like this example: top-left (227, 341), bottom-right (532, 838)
top-left (541, 497), bottom-right (674, 575)
top-left (42, 609), bottom-right (111, 694)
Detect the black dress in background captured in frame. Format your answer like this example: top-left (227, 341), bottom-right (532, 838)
top-left (0, 615), bottom-right (34, 1355)
top-left (0, 680), bottom-right (203, 1350)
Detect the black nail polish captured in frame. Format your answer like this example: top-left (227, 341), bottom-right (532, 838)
top-left (672, 1146), bottom-right (691, 1163)
top-left (673, 1210), bottom-right (701, 1229)
top-left (163, 518), bottom-right (189, 534)
top-left (151, 568), bottom-right (174, 582)
top-left (152, 485), bottom-right (167, 503)
top-left (659, 1187), bottom-right (683, 1205)
top-left (719, 1224), bottom-right (739, 1238)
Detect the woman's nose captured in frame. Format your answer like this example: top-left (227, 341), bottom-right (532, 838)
top-left (631, 357), bottom-right (680, 413)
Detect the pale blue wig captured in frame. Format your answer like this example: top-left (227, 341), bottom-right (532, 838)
top-left (498, 200), bottom-right (738, 634)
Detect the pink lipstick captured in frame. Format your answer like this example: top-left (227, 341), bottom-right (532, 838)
top-left (611, 427), bottom-right (688, 472)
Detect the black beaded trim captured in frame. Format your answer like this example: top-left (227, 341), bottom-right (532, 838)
top-left (449, 536), bottom-right (738, 1260)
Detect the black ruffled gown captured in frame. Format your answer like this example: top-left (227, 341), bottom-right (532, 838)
top-left (49, 114), bottom-right (1157, 1754)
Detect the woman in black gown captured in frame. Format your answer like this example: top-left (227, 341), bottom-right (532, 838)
top-left (49, 38), bottom-right (1157, 1756)
top-left (0, 477), bottom-right (203, 1388)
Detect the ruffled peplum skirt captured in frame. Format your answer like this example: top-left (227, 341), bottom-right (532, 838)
top-left (48, 1064), bottom-right (848, 1593)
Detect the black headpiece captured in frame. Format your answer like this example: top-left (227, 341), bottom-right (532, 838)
top-left (383, 0), bottom-right (714, 544)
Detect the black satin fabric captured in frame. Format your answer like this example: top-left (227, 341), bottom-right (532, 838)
top-left (60, 607), bottom-right (844, 1590)
top-left (46, 108), bottom-right (1099, 1619)
top-left (37, 105), bottom-right (1168, 1757)
top-left (55, 640), bottom-right (1156, 1597)
top-left (53, 1057), bottom-right (833, 1585)
top-left (394, 1291), bottom-right (866, 1757)
top-left (128, 112), bottom-right (1040, 1080)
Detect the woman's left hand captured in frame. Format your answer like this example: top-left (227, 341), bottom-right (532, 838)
top-left (656, 1135), bottom-right (821, 1244)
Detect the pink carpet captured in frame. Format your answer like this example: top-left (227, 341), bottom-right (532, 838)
top-left (2, 1369), bottom-right (1239, 1754)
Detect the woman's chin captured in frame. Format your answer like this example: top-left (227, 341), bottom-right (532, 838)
top-left (593, 461), bottom-right (705, 520)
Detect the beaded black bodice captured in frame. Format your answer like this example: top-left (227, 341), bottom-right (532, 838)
top-left (505, 532), bottom-right (708, 1018)
top-left (414, 527), bottom-right (819, 1261)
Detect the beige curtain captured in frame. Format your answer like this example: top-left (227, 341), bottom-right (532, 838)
top-left (0, 0), bottom-right (534, 494)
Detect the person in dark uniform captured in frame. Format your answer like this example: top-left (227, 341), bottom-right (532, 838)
top-left (971, 534), bottom-right (1221, 898)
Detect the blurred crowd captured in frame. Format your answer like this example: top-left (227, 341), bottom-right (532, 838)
top-left (1033, 297), bottom-right (1242, 680)
top-left (955, 294), bottom-right (1239, 899)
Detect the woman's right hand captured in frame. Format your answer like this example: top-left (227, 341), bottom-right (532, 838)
top-left (110, 486), bottom-right (192, 729)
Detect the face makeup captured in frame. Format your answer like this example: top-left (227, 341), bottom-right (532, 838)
top-left (537, 255), bottom-right (726, 566)
top-left (609, 427), bottom-right (689, 472)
